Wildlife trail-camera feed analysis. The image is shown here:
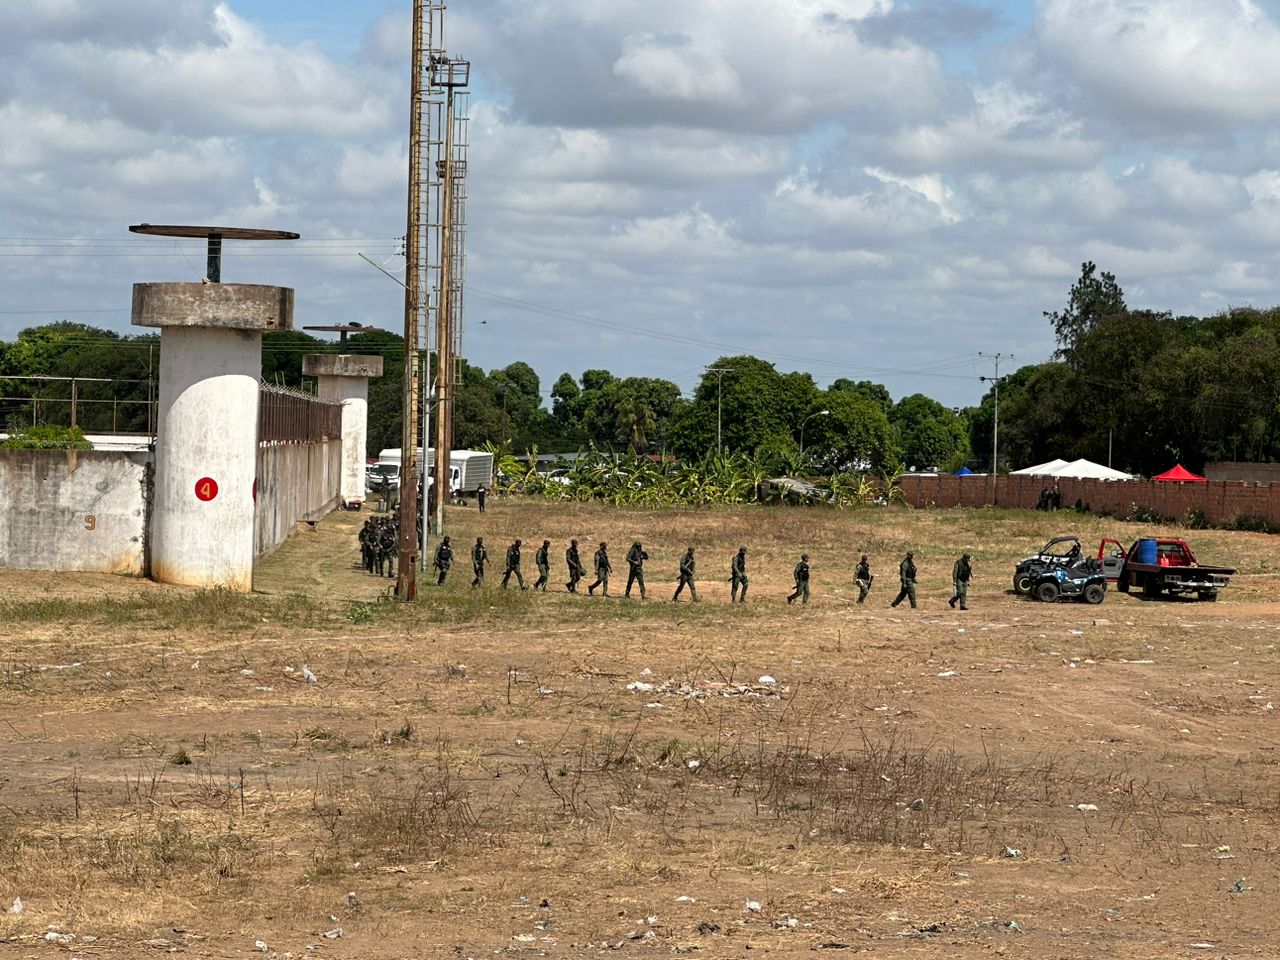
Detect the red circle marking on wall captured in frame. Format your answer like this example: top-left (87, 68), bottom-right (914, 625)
top-left (195, 477), bottom-right (219, 502)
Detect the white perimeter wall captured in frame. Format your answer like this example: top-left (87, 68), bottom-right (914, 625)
top-left (254, 440), bottom-right (341, 560)
top-left (0, 450), bottom-right (149, 575)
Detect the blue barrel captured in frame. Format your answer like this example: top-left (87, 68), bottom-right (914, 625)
top-left (1132, 538), bottom-right (1158, 565)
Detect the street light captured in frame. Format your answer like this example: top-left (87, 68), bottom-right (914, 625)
top-left (799, 409), bottom-right (832, 457)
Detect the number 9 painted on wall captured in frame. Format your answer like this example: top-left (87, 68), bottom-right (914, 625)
top-left (84, 516), bottom-right (96, 531)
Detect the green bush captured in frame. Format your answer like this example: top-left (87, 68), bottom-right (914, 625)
top-left (1127, 503), bottom-right (1163, 524)
top-left (0, 425), bottom-right (92, 450)
top-left (1182, 508), bottom-right (1210, 530)
top-left (1226, 513), bottom-right (1275, 534)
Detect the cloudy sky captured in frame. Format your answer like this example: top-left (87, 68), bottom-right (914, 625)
top-left (3, 0), bottom-right (1279, 406)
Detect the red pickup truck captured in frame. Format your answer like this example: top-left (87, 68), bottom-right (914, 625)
top-left (1097, 537), bottom-right (1234, 601)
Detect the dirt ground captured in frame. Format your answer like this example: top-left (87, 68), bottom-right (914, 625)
top-left (1, 498), bottom-right (1277, 959)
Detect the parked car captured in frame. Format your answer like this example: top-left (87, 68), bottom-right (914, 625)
top-left (1100, 537), bottom-right (1234, 601)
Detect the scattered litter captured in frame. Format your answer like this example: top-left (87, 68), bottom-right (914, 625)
top-left (686, 759), bottom-right (701, 770)
top-left (254, 940), bottom-right (269, 952)
top-left (1190, 943), bottom-right (1215, 950)
top-left (646, 915), bottom-right (658, 926)
top-left (937, 670), bottom-right (959, 678)
top-left (956, 628), bottom-right (965, 634)
top-left (1069, 630), bottom-right (1084, 636)
top-left (831, 887), bottom-right (846, 894)
top-left (908, 798), bottom-right (925, 811)
top-left (641, 667), bottom-right (653, 676)
top-left (696, 922), bottom-right (720, 935)
top-left (537, 686), bottom-right (554, 696)
top-left (190, 661), bottom-right (200, 670)
top-left (744, 900), bottom-right (762, 913)
top-left (1000, 847), bottom-right (1022, 859)
top-left (254, 686), bottom-right (275, 692)
top-left (1092, 619), bottom-right (1111, 626)
top-left (302, 665), bottom-right (318, 683)
top-left (347, 891), bottom-right (360, 907)
top-left (629, 678), bottom-right (786, 701)
top-left (1076, 804), bottom-right (1099, 812)
top-left (239, 668), bottom-right (255, 677)
top-left (772, 916), bottom-right (798, 930)
top-left (627, 929), bottom-right (656, 941)
top-left (1230, 877), bottom-right (1247, 894)
top-left (8, 896), bottom-right (21, 914)
top-left (44, 931), bottom-right (75, 944)
top-left (1005, 920), bottom-right (1022, 932)
top-left (1119, 659), bottom-right (1156, 665)
top-left (758, 675), bottom-right (777, 686)
top-left (512, 934), bottom-right (536, 943)
top-left (675, 895), bottom-right (696, 903)
top-left (322, 927), bottom-right (343, 939)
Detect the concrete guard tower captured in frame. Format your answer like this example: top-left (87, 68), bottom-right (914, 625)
top-left (301, 340), bottom-right (384, 509)
top-left (130, 223), bottom-right (298, 591)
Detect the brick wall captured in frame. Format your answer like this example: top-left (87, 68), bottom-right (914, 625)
top-left (898, 474), bottom-right (1280, 526)
top-left (1205, 461), bottom-right (1280, 483)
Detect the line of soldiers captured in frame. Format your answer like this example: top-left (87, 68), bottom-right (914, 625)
top-left (424, 538), bottom-right (975, 609)
top-left (357, 516), bottom-right (399, 578)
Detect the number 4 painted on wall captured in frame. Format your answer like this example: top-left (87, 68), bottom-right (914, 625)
top-left (195, 477), bottom-right (219, 502)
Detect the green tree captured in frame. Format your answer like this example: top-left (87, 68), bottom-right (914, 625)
top-left (891, 394), bottom-right (969, 472)
top-left (1046, 261), bottom-right (1127, 361)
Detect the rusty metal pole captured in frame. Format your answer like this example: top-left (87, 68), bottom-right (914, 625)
top-left (397, 0), bottom-right (425, 602)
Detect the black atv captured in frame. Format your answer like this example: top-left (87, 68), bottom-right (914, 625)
top-left (1030, 558), bottom-right (1107, 604)
top-left (1013, 535), bottom-right (1083, 594)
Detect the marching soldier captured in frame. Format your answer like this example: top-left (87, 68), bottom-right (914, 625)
top-left (565, 539), bottom-right (585, 593)
top-left (433, 535), bottom-right (453, 585)
top-left (854, 554), bottom-right (872, 604)
top-left (625, 541), bottom-right (649, 599)
top-left (787, 554), bottom-right (810, 605)
top-left (471, 536), bottom-right (487, 588)
top-left (950, 552), bottom-right (972, 610)
top-left (378, 521), bottom-right (396, 578)
top-left (730, 546), bottom-right (748, 603)
top-left (673, 546), bottom-right (698, 602)
top-left (502, 538), bottom-right (527, 589)
top-left (534, 539), bottom-right (551, 592)
top-left (891, 551), bottom-right (917, 608)
top-left (359, 519), bottom-right (374, 573)
top-left (588, 542), bottom-right (611, 596)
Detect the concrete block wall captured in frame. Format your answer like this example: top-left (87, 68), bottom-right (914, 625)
top-left (254, 440), bottom-right (341, 559)
top-left (899, 474), bottom-right (1280, 526)
top-left (0, 450), bottom-right (150, 575)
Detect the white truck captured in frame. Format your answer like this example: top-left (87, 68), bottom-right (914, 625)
top-left (375, 448), bottom-right (494, 499)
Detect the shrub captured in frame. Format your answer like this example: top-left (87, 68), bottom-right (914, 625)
top-left (1128, 503), bottom-right (1163, 524)
top-left (1, 425), bottom-right (92, 449)
top-left (1226, 514), bottom-right (1275, 534)
top-left (1182, 508), bottom-right (1210, 530)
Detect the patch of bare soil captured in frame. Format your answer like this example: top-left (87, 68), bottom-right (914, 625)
top-left (1, 500), bottom-right (1276, 958)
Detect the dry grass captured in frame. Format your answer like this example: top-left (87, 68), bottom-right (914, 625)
top-left (0, 498), bottom-right (1278, 957)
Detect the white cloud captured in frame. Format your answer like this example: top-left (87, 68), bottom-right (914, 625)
top-left (1038, 0), bottom-right (1280, 131)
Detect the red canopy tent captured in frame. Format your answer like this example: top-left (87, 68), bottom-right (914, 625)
top-left (1154, 464), bottom-right (1207, 482)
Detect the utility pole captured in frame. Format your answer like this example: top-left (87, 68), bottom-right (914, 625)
top-left (979, 352), bottom-right (1012, 479)
top-left (433, 88), bottom-right (456, 537)
top-left (396, 0), bottom-right (426, 602)
top-left (706, 367), bottom-right (728, 456)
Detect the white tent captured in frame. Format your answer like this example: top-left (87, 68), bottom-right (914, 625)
top-left (1013, 457), bottom-right (1131, 480)
top-left (1012, 458), bottom-right (1069, 476)
top-left (1054, 458), bottom-right (1132, 480)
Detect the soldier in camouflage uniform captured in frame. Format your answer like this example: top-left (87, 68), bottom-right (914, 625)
top-left (854, 554), bottom-right (873, 604)
top-left (502, 539), bottom-right (527, 589)
top-left (565, 539), bottom-right (585, 593)
top-left (534, 539), bottom-right (551, 592)
top-left (950, 552), bottom-right (972, 610)
top-left (891, 551), bottom-right (917, 608)
top-left (625, 541), bottom-right (649, 599)
top-left (471, 537), bottom-right (487, 588)
top-left (787, 554), bottom-right (810, 605)
top-left (588, 542), bottom-right (611, 596)
top-left (730, 546), bottom-right (748, 603)
top-left (433, 535), bottom-right (453, 585)
top-left (673, 547), bottom-right (698, 602)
